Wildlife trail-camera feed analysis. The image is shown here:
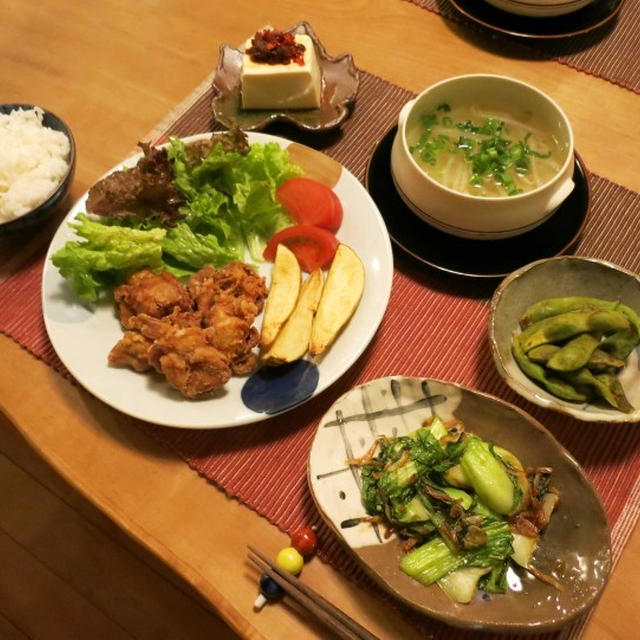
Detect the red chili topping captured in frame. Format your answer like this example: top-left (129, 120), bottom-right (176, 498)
top-left (247, 29), bottom-right (306, 66)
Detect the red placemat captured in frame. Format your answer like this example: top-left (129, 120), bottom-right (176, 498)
top-left (405, 0), bottom-right (640, 94)
top-left (2, 71), bottom-right (640, 639)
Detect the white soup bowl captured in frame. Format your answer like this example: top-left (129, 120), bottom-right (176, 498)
top-left (390, 74), bottom-right (575, 240)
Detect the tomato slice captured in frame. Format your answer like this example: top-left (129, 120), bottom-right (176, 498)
top-left (276, 177), bottom-right (343, 233)
top-left (263, 224), bottom-right (339, 272)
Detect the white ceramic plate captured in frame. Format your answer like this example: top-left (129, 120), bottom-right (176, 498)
top-left (308, 376), bottom-right (610, 631)
top-left (42, 132), bottom-right (393, 429)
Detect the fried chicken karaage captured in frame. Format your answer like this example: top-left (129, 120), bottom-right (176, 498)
top-left (108, 265), bottom-right (266, 398)
top-left (114, 269), bottom-right (192, 328)
top-left (148, 327), bottom-right (232, 399)
top-left (188, 262), bottom-right (267, 375)
top-left (108, 331), bottom-right (154, 373)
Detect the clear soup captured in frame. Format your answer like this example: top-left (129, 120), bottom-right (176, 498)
top-left (407, 103), bottom-right (564, 197)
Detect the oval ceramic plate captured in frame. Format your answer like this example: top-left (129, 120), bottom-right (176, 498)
top-left (366, 127), bottom-right (589, 278)
top-left (212, 21), bottom-right (359, 132)
top-left (308, 376), bottom-right (610, 632)
top-left (490, 256), bottom-right (640, 422)
top-left (42, 132), bottom-right (393, 429)
top-left (449, 0), bottom-right (623, 39)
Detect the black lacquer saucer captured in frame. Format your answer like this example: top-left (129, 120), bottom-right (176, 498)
top-left (448, 0), bottom-right (623, 40)
top-left (365, 127), bottom-right (590, 279)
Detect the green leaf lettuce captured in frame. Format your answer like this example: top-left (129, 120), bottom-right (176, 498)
top-left (52, 137), bottom-right (303, 300)
top-left (169, 137), bottom-right (300, 260)
top-left (51, 214), bottom-right (166, 301)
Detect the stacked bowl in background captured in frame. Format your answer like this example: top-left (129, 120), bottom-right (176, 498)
top-left (484, 0), bottom-right (594, 17)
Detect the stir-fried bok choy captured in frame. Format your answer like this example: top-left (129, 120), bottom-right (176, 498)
top-left (348, 417), bottom-right (560, 603)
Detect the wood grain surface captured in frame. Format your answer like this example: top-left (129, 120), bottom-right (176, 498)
top-left (1, 1), bottom-right (639, 638)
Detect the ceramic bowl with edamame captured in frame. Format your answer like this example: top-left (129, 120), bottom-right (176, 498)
top-left (489, 256), bottom-right (640, 423)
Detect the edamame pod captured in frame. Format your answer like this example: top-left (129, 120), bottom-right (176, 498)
top-left (519, 309), bottom-right (629, 353)
top-left (563, 368), bottom-right (633, 412)
top-left (527, 344), bottom-right (560, 363)
top-left (513, 296), bottom-right (639, 412)
top-left (512, 337), bottom-right (590, 402)
top-left (520, 296), bottom-right (640, 334)
top-left (528, 344), bottom-right (625, 371)
top-left (600, 328), bottom-right (640, 360)
top-left (586, 349), bottom-right (626, 372)
top-left (595, 373), bottom-right (634, 413)
top-left (547, 332), bottom-right (600, 372)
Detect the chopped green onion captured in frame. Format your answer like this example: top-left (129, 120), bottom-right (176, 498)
top-left (410, 108), bottom-right (554, 197)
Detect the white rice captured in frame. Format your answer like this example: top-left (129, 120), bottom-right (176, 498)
top-left (0, 107), bottom-right (71, 222)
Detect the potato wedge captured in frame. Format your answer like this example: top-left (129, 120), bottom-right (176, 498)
top-left (263, 269), bottom-right (324, 365)
top-left (260, 243), bottom-right (301, 348)
top-left (309, 244), bottom-right (365, 357)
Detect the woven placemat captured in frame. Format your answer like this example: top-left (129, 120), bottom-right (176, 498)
top-left (2, 71), bottom-right (640, 639)
top-left (406, 0), bottom-right (639, 94)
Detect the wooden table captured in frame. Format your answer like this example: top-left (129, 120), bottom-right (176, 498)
top-left (1, 1), bottom-right (639, 638)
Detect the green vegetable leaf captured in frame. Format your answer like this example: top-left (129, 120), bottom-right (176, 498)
top-left (168, 137), bottom-right (299, 263)
top-left (51, 214), bottom-right (166, 301)
top-left (162, 222), bottom-right (240, 270)
top-left (52, 136), bottom-right (303, 300)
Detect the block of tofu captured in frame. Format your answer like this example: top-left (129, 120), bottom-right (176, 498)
top-left (241, 34), bottom-right (322, 110)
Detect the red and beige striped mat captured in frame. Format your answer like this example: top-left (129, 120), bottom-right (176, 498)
top-left (2, 71), bottom-right (640, 639)
top-left (406, 0), bottom-right (640, 94)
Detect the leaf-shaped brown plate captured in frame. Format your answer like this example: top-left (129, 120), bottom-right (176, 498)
top-left (212, 21), bottom-right (359, 132)
top-left (308, 376), bottom-right (610, 632)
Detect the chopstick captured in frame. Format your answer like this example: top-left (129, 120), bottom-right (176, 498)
top-left (248, 545), bottom-right (380, 640)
